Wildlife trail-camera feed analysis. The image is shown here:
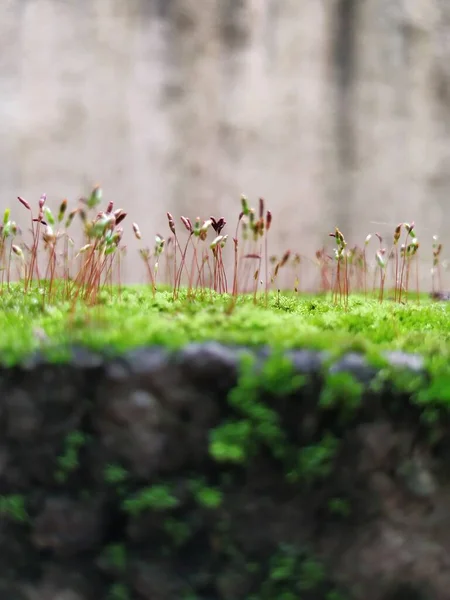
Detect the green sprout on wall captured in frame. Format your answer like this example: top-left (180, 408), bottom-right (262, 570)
top-left (122, 484), bottom-right (179, 516)
top-left (55, 430), bottom-right (88, 483)
top-left (0, 495), bottom-right (28, 523)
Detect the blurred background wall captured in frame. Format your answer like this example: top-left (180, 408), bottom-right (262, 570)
top-left (1, 0), bottom-right (450, 285)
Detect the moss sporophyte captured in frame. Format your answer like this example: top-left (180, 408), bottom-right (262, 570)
top-left (0, 188), bottom-right (449, 367)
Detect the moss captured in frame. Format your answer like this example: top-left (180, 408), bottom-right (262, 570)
top-left (210, 419), bottom-right (254, 464)
top-left (193, 486), bottom-right (223, 509)
top-left (1, 283), bottom-right (450, 365)
top-left (209, 353), bottom-right (295, 467)
top-left (189, 479), bottom-right (223, 509)
top-left (0, 494), bottom-right (28, 523)
top-left (258, 351), bottom-right (306, 396)
top-left (288, 434), bottom-right (340, 484)
top-left (104, 464), bottom-right (130, 496)
top-left (320, 372), bottom-right (363, 413)
top-left (101, 543), bottom-right (128, 573)
top-left (251, 545), bottom-right (329, 599)
top-left (122, 484), bottom-right (179, 515)
top-left (107, 583), bottom-right (131, 600)
top-left (247, 545), bottom-right (351, 599)
top-left (55, 430), bottom-right (88, 483)
top-left (327, 497), bottom-right (351, 518)
top-left (209, 352), bottom-right (344, 487)
top-left (163, 517), bottom-right (192, 547)
top-left (326, 593), bottom-right (349, 600)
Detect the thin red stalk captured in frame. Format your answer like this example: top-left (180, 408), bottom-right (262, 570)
top-left (232, 239), bottom-right (239, 297)
top-left (63, 235), bottom-right (70, 301)
top-left (264, 233), bottom-right (270, 304)
top-left (48, 244), bottom-right (58, 301)
top-left (394, 247), bottom-right (399, 302)
top-left (405, 257), bottom-right (412, 302)
top-left (27, 220), bottom-right (42, 289)
top-left (187, 241), bottom-right (202, 299)
top-left (196, 253), bottom-right (209, 292)
top-left (253, 243), bottom-right (262, 304)
top-left (0, 240), bottom-right (6, 292)
top-left (23, 214), bottom-right (35, 292)
top-left (415, 256), bottom-right (420, 303)
top-left (232, 214), bottom-right (244, 297)
top-left (344, 254), bottom-right (349, 309)
top-left (252, 263), bottom-right (260, 305)
top-left (174, 233), bottom-right (193, 298)
top-left (142, 256), bottom-right (156, 293)
top-left (379, 266), bottom-right (386, 302)
top-left (218, 246), bottom-right (228, 293)
top-left (398, 230), bottom-right (412, 303)
top-left (171, 231), bottom-right (188, 299)
top-left (7, 241), bottom-right (14, 290)
top-left (117, 250), bottom-right (122, 301)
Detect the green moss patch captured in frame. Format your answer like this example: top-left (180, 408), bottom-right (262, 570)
top-left (1, 283), bottom-right (450, 365)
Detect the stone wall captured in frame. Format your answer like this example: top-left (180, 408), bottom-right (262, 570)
top-left (0, 343), bottom-right (448, 599)
top-left (1, 0), bottom-right (450, 284)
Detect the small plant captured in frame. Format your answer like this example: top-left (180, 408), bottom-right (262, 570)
top-left (288, 434), bottom-right (340, 484)
top-left (0, 494), bottom-right (28, 523)
top-left (189, 480), bottom-right (223, 509)
top-left (219, 353), bottom-right (288, 461)
top-left (260, 351), bottom-right (305, 396)
top-left (210, 419), bottom-right (253, 464)
top-left (104, 464), bottom-right (129, 486)
top-left (122, 484), bottom-right (179, 516)
top-left (271, 250), bottom-right (291, 305)
top-left (432, 235), bottom-right (443, 295)
top-left (363, 234), bottom-right (371, 298)
top-left (297, 556), bottom-right (326, 591)
top-left (101, 543), bottom-right (128, 573)
top-left (388, 223), bottom-right (400, 301)
top-left (107, 583), bottom-right (131, 600)
top-left (163, 517), bottom-right (192, 547)
top-left (329, 227), bottom-right (349, 307)
top-left (103, 463), bottom-right (129, 497)
top-left (397, 222), bottom-right (418, 303)
top-left (328, 497), bottom-right (351, 518)
top-left (210, 216), bottom-right (228, 294)
top-left (55, 430), bottom-right (88, 483)
top-left (253, 545), bottom-right (327, 599)
top-left (319, 371), bottom-right (363, 416)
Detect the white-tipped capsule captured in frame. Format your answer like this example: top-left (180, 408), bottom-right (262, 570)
top-left (376, 250), bottom-right (386, 269)
top-left (43, 225), bottom-right (56, 245)
top-left (12, 245), bottom-right (24, 260)
top-left (210, 235), bottom-right (223, 249)
top-left (132, 222), bottom-right (141, 240)
top-left (75, 244), bottom-right (92, 258)
top-left (200, 219), bottom-right (212, 233)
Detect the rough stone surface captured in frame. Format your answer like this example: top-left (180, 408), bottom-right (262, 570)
top-left (0, 344), bottom-right (447, 599)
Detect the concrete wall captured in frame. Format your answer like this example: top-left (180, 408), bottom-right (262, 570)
top-left (1, 0), bottom-right (449, 284)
